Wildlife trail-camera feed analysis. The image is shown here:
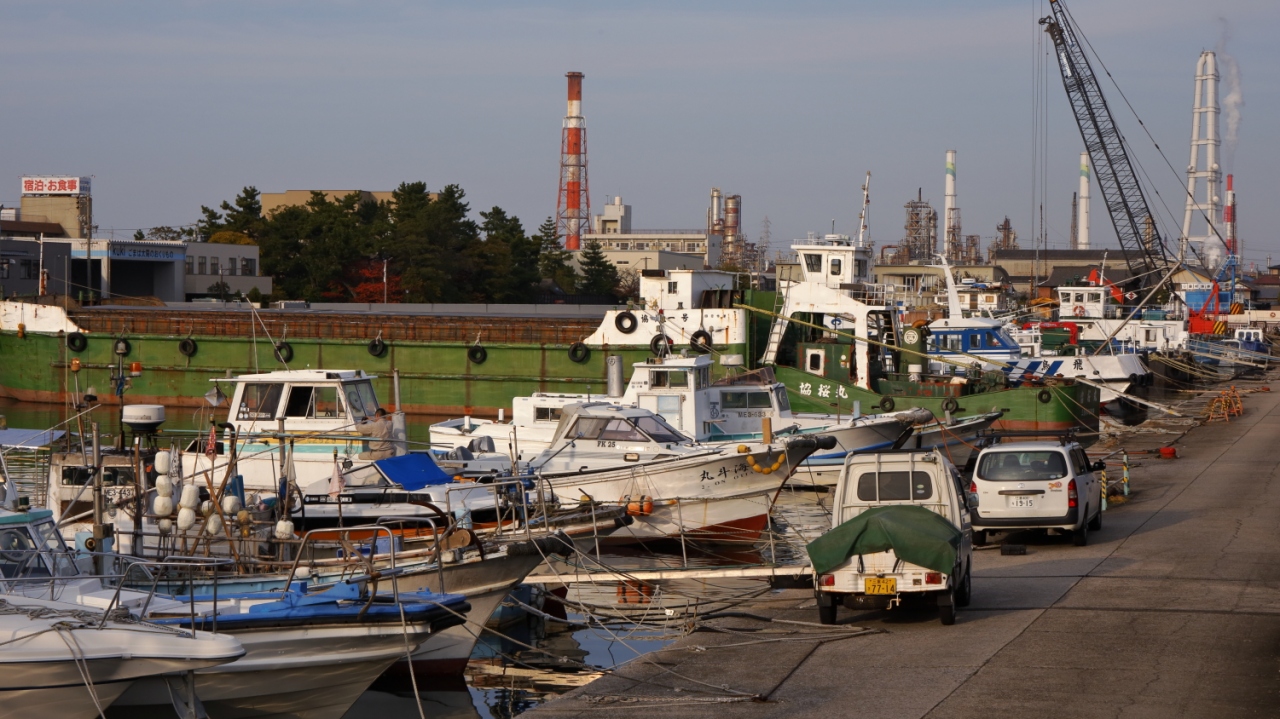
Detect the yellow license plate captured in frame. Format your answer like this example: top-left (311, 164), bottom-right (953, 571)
top-left (864, 577), bottom-right (897, 595)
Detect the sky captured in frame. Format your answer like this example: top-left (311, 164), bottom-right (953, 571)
top-left (2, 0), bottom-right (1278, 269)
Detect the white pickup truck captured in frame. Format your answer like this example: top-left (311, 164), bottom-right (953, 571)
top-left (812, 450), bottom-right (974, 625)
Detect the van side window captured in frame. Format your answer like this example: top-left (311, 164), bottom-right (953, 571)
top-left (1072, 448), bottom-right (1090, 474)
top-left (856, 471), bottom-right (933, 502)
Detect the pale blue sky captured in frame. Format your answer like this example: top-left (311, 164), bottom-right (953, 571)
top-left (3, 1), bottom-right (1277, 267)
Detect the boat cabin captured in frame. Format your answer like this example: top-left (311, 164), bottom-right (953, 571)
top-left (221, 369), bottom-right (383, 434)
top-left (530, 404), bottom-right (698, 475)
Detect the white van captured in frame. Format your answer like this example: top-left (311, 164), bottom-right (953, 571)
top-left (814, 450), bottom-right (974, 625)
top-left (968, 440), bottom-right (1103, 546)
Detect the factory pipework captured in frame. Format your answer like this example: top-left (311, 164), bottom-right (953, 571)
top-left (1077, 152), bottom-right (1091, 250)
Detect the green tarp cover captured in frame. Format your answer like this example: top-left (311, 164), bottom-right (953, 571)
top-left (806, 504), bottom-right (961, 576)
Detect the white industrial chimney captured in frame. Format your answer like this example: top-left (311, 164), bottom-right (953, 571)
top-left (1077, 152), bottom-right (1091, 250)
top-left (943, 150), bottom-right (959, 261)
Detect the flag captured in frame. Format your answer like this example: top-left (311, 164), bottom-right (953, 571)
top-left (328, 458), bottom-right (345, 499)
top-left (204, 425), bottom-right (218, 461)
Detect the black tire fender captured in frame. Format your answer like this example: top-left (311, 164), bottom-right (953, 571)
top-left (66, 332), bottom-right (88, 353)
top-left (649, 334), bottom-right (673, 355)
top-left (690, 329), bottom-right (713, 352)
top-left (178, 338), bottom-right (198, 357)
top-left (274, 341), bottom-right (293, 363)
top-left (1037, 388), bottom-right (1053, 404)
top-left (568, 342), bottom-right (590, 363)
top-left (879, 396), bottom-right (896, 412)
top-left (368, 338), bottom-right (387, 357)
top-left (941, 397), bottom-right (959, 413)
top-left (615, 311), bottom-right (638, 334)
top-left (468, 345), bottom-right (488, 364)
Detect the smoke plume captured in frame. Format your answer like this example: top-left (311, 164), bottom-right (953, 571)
top-left (1217, 19), bottom-right (1244, 168)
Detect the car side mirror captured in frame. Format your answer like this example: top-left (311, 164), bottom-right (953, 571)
top-left (1091, 460), bottom-right (1106, 472)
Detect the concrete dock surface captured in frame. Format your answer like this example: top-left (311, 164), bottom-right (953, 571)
top-left (527, 381), bottom-right (1280, 718)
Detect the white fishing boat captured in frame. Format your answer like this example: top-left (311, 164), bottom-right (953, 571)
top-left (0, 594), bottom-right (243, 719)
top-left (520, 403), bottom-right (834, 542)
top-left (0, 503), bottom-right (471, 719)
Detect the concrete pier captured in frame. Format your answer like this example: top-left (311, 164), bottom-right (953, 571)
top-left (528, 382), bottom-right (1280, 717)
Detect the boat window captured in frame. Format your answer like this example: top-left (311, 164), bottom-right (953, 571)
top-left (635, 415), bottom-right (684, 444)
top-left (237, 383), bottom-right (283, 421)
top-left (748, 392), bottom-right (772, 409)
top-left (650, 370), bottom-right (688, 388)
top-left (722, 391), bottom-right (773, 409)
top-left (808, 353), bottom-right (822, 371)
top-left (696, 367), bottom-right (710, 389)
top-left (0, 527), bottom-right (50, 579)
top-left (986, 333), bottom-right (1002, 348)
top-left (804, 254), bottom-right (823, 272)
top-left (599, 419), bottom-right (647, 442)
top-left (1074, 292), bottom-right (1085, 303)
top-left (31, 520), bottom-right (77, 577)
top-left (774, 385), bottom-right (791, 413)
top-left (830, 258), bottom-right (842, 276)
top-left (535, 407), bottom-right (564, 422)
top-left (855, 471), bottom-right (934, 502)
top-left (286, 386), bottom-right (344, 419)
top-left (63, 466), bottom-right (133, 486)
top-left (977, 451), bottom-right (1068, 481)
top-left (344, 381), bottom-right (381, 419)
top-left (1088, 292), bottom-right (1102, 303)
top-left (284, 386), bottom-right (314, 417)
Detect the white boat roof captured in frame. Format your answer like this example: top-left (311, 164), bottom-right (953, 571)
top-left (982, 441), bottom-right (1072, 452)
top-left (930, 317), bottom-right (1004, 330)
top-left (212, 369), bottom-right (375, 383)
top-left (565, 402), bottom-right (659, 420)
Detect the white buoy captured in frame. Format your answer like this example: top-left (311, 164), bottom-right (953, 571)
top-left (205, 515), bottom-right (222, 535)
top-left (274, 519), bottom-right (295, 539)
top-left (157, 518), bottom-right (173, 534)
top-left (179, 484), bottom-right (199, 509)
top-left (153, 496), bottom-right (174, 517)
top-left (155, 475), bottom-right (173, 498)
top-left (200, 500), bottom-right (214, 518)
top-left (221, 495), bottom-right (242, 515)
top-left (154, 451), bottom-right (171, 475)
top-left (177, 507), bottom-right (197, 531)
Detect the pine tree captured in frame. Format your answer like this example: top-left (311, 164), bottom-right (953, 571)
top-left (577, 239), bottom-right (620, 297)
top-left (535, 217), bottom-right (578, 292)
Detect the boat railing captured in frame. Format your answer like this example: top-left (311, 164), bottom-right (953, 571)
top-left (280, 524), bottom-right (401, 604)
top-left (373, 516), bottom-right (446, 593)
top-left (439, 475), bottom-right (544, 543)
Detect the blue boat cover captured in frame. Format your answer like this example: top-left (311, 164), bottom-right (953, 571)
top-left (375, 453), bottom-right (453, 490)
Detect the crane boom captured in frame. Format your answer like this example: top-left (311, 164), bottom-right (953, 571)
top-left (1040, 0), bottom-right (1169, 287)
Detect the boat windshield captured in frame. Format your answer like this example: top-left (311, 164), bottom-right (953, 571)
top-left (344, 381), bottom-right (381, 420)
top-left (977, 451), bottom-right (1068, 481)
top-left (634, 415), bottom-right (684, 444)
top-left (0, 521), bottom-right (77, 579)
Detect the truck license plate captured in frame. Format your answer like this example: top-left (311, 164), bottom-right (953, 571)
top-left (864, 577), bottom-right (896, 595)
top-left (1010, 497), bottom-right (1035, 508)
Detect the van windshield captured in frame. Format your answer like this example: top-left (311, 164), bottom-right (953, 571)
top-left (977, 451), bottom-right (1068, 481)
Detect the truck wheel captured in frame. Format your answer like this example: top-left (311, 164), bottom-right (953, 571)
top-left (955, 569), bottom-right (972, 608)
top-left (1088, 505), bottom-right (1103, 531)
top-left (938, 590), bottom-right (957, 626)
top-left (973, 530), bottom-right (988, 547)
top-left (1072, 511), bottom-right (1089, 546)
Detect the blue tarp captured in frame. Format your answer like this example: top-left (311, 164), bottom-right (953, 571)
top-left (374, 452), bottom-right (453, 490)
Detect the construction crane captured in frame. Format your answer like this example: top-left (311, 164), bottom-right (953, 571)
top-left (1040, 0), bottom-right (1170, 290)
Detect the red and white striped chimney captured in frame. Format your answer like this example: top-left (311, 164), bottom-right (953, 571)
top-left (555, 72), bottom-right (590, 250)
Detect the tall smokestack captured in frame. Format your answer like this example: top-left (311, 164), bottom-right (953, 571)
top-left (1077, 152), bottom-right (1091, 250)
top-left (724, 195), bottom-right (741, 249)
top-left (1224, 174), bottom-right (1236, 256)
top-left (709, 187), bottom-right (723, 234)
top-left (943, 150), bottom-right (958, 261)
top-left (555, 72), bottom-right (590, 250)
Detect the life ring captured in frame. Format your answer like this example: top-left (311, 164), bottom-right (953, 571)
top-left (690, 329), bottom-right (713, 352)
top-left (66, 332), bottom-right (88, 353)
top-left (1072, 305), bottom-right (1086, 316)
top-left (367, 338), bottom-right (387, 357)
top-left (879, 396), bottom-right (896, 412)
top-left (113, 338), bottom-right (131, 356)
top-left (649, 334), bottom-right (672, 355)
top-left (178, 338), bottom-right (198, 357)
top-left (274, 342), bottom-right (293, 363)
top-left (1037, 388), bottom-right (1053, 404)
top-left (568, 342), bottom-right (590, 363)
top-left (941, 398), bottom-right (959, 413)
top-left (615, 311), bottom-right (638, 334)
top-left (467, 345), bottom-right (488, 364)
